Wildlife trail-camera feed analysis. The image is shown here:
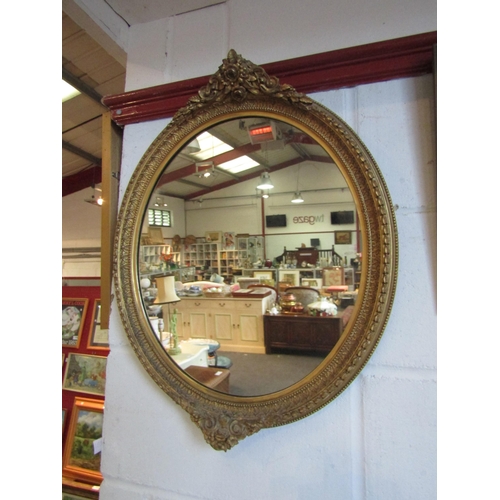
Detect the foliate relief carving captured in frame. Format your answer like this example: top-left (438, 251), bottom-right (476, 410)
top-left (173, 50), bottom-right (313, 126)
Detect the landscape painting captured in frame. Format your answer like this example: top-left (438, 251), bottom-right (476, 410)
top-left (68, 408), bottom-right (103, 472)
top-left (63, 397), bottom-right (104, 483)
top-left (63, 353), bottom-right (107, 396)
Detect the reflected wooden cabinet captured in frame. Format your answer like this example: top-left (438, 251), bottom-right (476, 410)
top-left (264, 313), bottom-right (343, 354)
top-left (175, 297), bottom-right (269, 353)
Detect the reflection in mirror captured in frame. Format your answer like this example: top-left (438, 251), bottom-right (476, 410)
top-left (138, 117), bottom-right (360, 396)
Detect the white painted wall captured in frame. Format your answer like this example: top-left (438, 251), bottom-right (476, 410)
top-left (69, 1), bottom-right (436, 498)
top-left (62, 187), bottom-right (102, 249)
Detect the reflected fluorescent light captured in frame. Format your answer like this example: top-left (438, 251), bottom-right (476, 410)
top-left (192, 131), bottom-right (259, 174)
top-left (291, 192), bottom-right (304, 203)
top-left (256, 172), bottom-right (274, 190)
top-left (219, 156), bottom-right (259, 174)
top-left (192, 132), bottom-right (232, 160)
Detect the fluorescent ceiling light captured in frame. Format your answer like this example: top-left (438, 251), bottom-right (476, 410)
top-left (192, 131), bottom-right (260, 174)
top-left (219, 156), bottom-right (259, 174)
top-left (192, 132), bottom-right (233, 160)
top-left (62, 80), bottom-right (80, 102)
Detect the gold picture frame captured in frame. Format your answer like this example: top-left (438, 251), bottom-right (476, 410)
top-left (322, 267), bottom-right (345, 287)
top-left (280, 270), bottom-right (300, 286)
top-left (62, 397), bottom-right (104, 484)
top-left (148, 227), bottom-right (164, 244)
top-left (334, 231), bottom-right (352, 245)
top-left (205, 231), bottom-right (222, 243)
top-left (86, 300), bottom-right (109, 350)
top-left (302, 278), bottom-right (322, 288)
top-left (63, 353), bottom-right (107, 396)
top-left (62, 298), bottom-right (89, 349)
top-left (253, 270), bottom-right (273, 281)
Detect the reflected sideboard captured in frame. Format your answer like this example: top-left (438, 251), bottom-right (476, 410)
top-left (172, 295), bottom-right (273, 354)
top-left (263, 313), bottom-right (343, 354)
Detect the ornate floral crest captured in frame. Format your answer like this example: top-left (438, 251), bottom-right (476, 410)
top-left (173, 49), bottom-right (313, 125)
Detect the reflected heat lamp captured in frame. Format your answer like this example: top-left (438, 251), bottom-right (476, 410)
top-left (248, 122), bottom-right (277, 144)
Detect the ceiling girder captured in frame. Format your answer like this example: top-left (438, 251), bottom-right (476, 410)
top-left (63, 67), bottom-right (106, 106)
top-left (63, 140), bottom-right (102, 165)
top-left (156, 143), bottom-right (262, 189)
top-left (185, 156), bottom-right (305, 201)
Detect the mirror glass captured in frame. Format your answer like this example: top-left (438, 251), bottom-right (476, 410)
top-left (138, 117), bottom-right (361, 396)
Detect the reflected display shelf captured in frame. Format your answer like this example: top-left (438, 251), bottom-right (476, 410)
top-left (140, 245), bottom-right (180, 276)
top-left (182, 242), bottom-right (221, 275)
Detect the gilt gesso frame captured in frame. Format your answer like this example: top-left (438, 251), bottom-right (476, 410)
top-left (114, 50), bottom-right (398, 451)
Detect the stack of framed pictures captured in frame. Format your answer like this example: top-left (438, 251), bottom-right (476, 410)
top-left (62, 284), bottom-right (109, 493)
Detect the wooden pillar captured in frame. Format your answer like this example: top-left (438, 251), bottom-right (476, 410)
top-left (100, 111), bottom-right (122, 329)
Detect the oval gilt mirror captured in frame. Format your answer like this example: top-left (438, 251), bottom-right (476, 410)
top-left (114, 50), bottom-right (398, 451)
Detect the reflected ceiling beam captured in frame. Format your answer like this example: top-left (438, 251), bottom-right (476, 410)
top-left (284, 132), bottom-right (319, 145)
top-left (184, 157), bottom-right (305, 200)
top-left (308, 155), bottom-right (335, 164)
top-left (177, 178), bottom-right (211, 189)
top-left (62, 67), bottom-right (106, 106)
top-left (63, 140), bottom-right (102, 165)
top-left (155, 143), bottom-right (261, 188)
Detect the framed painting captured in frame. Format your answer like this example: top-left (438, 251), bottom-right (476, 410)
top-left (253, 271), bottom-right (273, 280)
top-left (62, 397), bottom-right (104, 484)
top-left (63, 493), bottom-right (97, 500)
top-left (86, 300), bottom-right (109, 349)
top-left (148, 227), bottom-right (164, 244)
top-left (205, 231), bottom-right (222, 243)
top-left (301, 278), bottom-right (323, 289)
top-left (63, 298), bottom-right (89, 348)
top-left (334, 230), bottom-right (352, 245)
top-left (279, 270), bottom-right (300, 286)
top-left (63, 353), bottom-right (107, 396)
top-left (322, 267), bottom-right (345, 287)
top-left (223, 231), bottom-right (236, 249)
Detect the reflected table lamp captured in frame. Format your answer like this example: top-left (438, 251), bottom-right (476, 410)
top-left (154, 275), bottom-right (181, 355)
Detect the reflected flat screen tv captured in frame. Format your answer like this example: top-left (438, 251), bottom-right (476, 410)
top-left (266, 214), bottom-right (287, 228)
top-left (330, 211), bottom-right (355, 224)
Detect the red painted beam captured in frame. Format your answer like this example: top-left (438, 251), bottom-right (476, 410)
top-left (102, 32), bottom-right (436, 126)
top-left (62, 166), bottom-right (102, 197)
top-left (157, 143), bottom-right (262, 187)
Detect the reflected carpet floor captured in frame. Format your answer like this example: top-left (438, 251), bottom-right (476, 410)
top-left (217, 351), bottom-right (326, 397)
